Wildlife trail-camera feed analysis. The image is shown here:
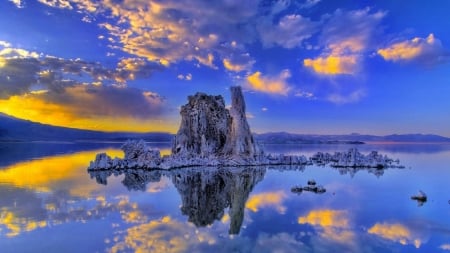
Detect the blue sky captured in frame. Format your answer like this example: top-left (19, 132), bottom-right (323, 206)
top-left (0, 0), bottom-right (449, 135)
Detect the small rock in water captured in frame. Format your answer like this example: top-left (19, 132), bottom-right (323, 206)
top-left (307, 179), bottom-right (316, 186)
top-left (292, 180), bottom-right (326, 195)
top-left (291, 186), bottom-right (303, 194)
top-left (411, 190), bottom-right (427, 206)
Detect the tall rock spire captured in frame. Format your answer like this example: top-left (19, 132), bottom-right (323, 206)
top-left (224, 86), bottom-right (260, 157)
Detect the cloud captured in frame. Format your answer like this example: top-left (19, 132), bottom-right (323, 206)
top-left (37, 0), bottom-right (73, 9)
top-left (109, 216), bottom-right (217, 253)
top-left (368, 222), bottom-right (423, 248)
top-left (245, 191), bottom-right (287, 213)
top-left (258, 14), bottom-right (319, 49)
top-left (177, 73), bottom-right (192, 81)
top-left (294, 91), bottom-right (315, 99)
top-left (304, 8), bottom-right (386, 75)
top-left (8, 0), bottom-right (24, 8)
top-left (0, 43), bottom-right (170, 131)
top-left (378, 34), bottom-right (449, 65)
top-left (298, 209), bottom-right (355, 244)
top-left (304, 55), bottom-right (356, 75)
top-left (0, 85), bottom-right (171, 132)
top-left (327, 89), bottom-right (365, 104)
top-left (223, 59), bottom-right (244, 72)
top-left (246, 70), bottom-right (291, 95)
top-left (441, 244), bottom-right (450, 251)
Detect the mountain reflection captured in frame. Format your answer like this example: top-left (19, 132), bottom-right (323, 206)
top-left (89, 167), bottom-right (266, 234)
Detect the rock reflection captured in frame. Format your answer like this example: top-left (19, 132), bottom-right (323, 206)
top-left (89, 166), bottom-right (266, 234)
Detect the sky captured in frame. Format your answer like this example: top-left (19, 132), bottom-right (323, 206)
top-left (1, 0), bottom-right (450, 136)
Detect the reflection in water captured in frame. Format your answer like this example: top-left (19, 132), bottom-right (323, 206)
top-left (298, 209), bottom-right (355, 244)
top-left (0, 149), bottom-right (123, 196)
top-left (2, 144), bottom-right (450, 252)
top-left (90, 167), bottom-right (266, 234)
top-left (368, 222), bottom-right (423, 248)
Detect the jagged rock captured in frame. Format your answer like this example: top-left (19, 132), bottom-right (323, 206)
top-left (172, 92), bottom-right (230, 157)
top-left (223, 86), bottom-right (261, 158)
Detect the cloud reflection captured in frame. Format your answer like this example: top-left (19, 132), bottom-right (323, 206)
top-left (245, 191), bottom-right (287, 214)
top-left (368, 222), bottom-right (423, 248)
top-left (0, 149), bottom-right (122, 196)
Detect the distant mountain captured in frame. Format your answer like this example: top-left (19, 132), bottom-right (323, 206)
top-left (254, 132), bottom-right (450, 144)
top-left (0, 113), bottom-right (173, 142)
top-left (2, 113), bottom-right (449, 143)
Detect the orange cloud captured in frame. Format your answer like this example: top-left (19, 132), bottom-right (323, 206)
top-left (378, 34), bottom-right (446, 64)
top-left (304, 55), bottom-right (356, 75)
top-left (223, 59), bottom-right (246, 72)
top-left (110, 216), bottom-right (217, 253)
top-left (368, 222), bottom-right (422, 248)
top-left (245, 191), bottom-right (287, 213)
top-left (298, 209), bottom-right (349, 228)
top-left (0, 149), bottom-right (122, 196)
top-left (0, 86), bottom-right (175, 133)
top-left (246, 70), bottom-right (291, 95)
top-left (298, 209), bottom-right (354, 243)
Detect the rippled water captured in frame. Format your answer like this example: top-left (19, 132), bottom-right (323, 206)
top-left (1, 142), bottom-right (450, 252)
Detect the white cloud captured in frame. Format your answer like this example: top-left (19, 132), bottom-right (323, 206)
top-left (177, 73), bottom-right (192, 81)
top-left (9, 0), bottom-right (24, 8)
top-left (327, 89), bottom-right (365, 104)
top-left (258, 14), bottom-right (319, 49)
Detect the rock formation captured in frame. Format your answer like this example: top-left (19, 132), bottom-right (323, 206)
top-left (87, 87), bottom-right (401, 171)
top-left (172, 92), bottom-right (230, 157)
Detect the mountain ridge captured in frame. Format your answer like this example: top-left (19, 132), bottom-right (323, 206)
top-left (1, 113), bottom-right (449, 143)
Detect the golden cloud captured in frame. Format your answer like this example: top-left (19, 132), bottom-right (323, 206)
top-left (246, 70), bottom-right (291, 95)
top-left (223, 59), bottom-right (246, 72)
top-left (0, 210), bottom-right (47, 237)
top-left (304, 55), bottom-right (356, 75)
top-left (378, 34), bottom-right (446, 63)
top-left (368, 222), bottom-right (422, 248)
top-left (298, 209), bottom-right (354, 244)
top-left (245, 191), bottom-right (287, 213)
top-left (109, 216), bottom-right (217, 253)
top-left (0, 149), bottom-right (122, 196)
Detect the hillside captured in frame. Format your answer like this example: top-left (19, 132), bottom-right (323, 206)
top-left (0, 113), bottom-right (173, 142)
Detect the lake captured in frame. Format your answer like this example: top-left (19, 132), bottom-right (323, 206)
top-left (1, 142), bottom-right (450, 252)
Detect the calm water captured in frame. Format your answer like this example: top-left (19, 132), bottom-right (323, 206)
top-left (1, 142), bottom-right (450, 252)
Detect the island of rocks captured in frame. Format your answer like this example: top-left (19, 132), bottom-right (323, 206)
top-left (88, 86), bottom-right (402, 171)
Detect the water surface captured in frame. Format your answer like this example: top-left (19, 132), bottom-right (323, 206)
top-left (1, 142), bottom-right (450, 252)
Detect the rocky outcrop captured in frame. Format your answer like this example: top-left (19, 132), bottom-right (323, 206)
top-left (172, 93), bottom-right (230, 157)
top-left (223, 86), bottom-right (261, 158)
top-left (87, 87), bottom-right (402, 171)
